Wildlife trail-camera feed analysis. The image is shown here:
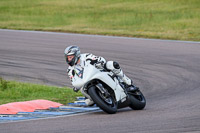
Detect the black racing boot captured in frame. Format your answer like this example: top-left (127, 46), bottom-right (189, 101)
top-left (126, 85), bottom-right (139, 92)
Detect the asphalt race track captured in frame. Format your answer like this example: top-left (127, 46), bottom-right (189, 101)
top-left (0, 29), bottom-right (200, 133)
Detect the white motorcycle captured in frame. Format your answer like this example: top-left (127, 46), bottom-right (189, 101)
top-left (72, 62), bottom-right (146, 114)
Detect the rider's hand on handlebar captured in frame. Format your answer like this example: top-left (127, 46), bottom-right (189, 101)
top-left (73, 87), bottom-right (79, 92)
top-left (95, 62), bottom-right (104, 69)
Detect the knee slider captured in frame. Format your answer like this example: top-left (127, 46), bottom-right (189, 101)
top-left (106, 61), bottom-right (121, 74)
top-left (113, 61), bottom-right (120, 69)
top-left (106, 61), bottom-right (120, 70)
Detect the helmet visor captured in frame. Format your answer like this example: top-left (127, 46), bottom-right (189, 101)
top-left (65, 54), bottom-right (76, 66)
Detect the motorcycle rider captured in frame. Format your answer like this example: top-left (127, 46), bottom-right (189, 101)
top-left (64, 45), bottom-right (137, 105)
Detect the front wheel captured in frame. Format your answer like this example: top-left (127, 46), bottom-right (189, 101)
top-left (88, 86), bottom-right (117, 114)
top-left (128, 90), bottom-right (146, 110)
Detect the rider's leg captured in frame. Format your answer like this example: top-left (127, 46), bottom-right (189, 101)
top-left (116, 69), bottom-right (132, 86)
top-left (106, 61), bottom-right (132, 84)
top-left (105, 61), bottom-right (137, 92)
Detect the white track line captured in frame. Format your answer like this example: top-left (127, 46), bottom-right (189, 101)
top-left (0, 110), bottom-right (101, 124)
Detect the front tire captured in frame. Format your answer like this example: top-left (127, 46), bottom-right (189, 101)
top-left (88, 86), bottom-right (117, 114)
top-left (129, 90), bottom-right (146, 110)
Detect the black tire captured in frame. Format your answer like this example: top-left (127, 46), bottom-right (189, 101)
top-left (129, 90), bottom-right (146, 110)
top-left (88, 86), bottom-right (117, 114)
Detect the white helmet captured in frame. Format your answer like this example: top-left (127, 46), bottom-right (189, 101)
top-left (64, 46), bottom-right (81, 66)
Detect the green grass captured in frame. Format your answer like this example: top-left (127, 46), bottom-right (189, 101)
top-left (0, 77), bottom-right (82, 105)
top-left (0, 0), bottom-right (199, 41)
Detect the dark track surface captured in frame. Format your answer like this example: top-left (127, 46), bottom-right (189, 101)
top-left (0, 29), bottom-right (200, 133)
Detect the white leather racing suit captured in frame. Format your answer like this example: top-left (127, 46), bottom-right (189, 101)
top-left (67, 53), bottom-right (132, 105)
top-left (67, 53), bottom-right (132, 89)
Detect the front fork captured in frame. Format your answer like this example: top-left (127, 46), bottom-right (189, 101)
top-left (81, 82), bottom-right (112, 102)
top-left (96, 83), bottom-right (110, 98)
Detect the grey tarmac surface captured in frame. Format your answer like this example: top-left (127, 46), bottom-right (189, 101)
top-left (0, 29), bottom-right (200, 133)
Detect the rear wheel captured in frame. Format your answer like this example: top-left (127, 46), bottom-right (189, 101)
top-left (88, 86), bottom-right (117, 114)
top-left (128, 90), bottom-right (146, 110)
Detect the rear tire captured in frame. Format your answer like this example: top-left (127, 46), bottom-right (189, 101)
top-left (88, 86), bottom-right (117, 114)
top-left (129, 90), bottom-right (146, 110)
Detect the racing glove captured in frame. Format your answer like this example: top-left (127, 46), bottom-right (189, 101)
top-left (95, 61), bottom-right (105, 69)
top-left (73, 87), bottom-right (79, 92)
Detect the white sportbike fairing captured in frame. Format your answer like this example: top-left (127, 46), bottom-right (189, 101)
top-left (72, 61), bottom-right (146, 114)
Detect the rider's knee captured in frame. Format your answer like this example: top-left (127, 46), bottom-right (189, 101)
top-left (105, 61), bottom-right (120, 71)
top-left (113, 61), bottom-right (120, 69)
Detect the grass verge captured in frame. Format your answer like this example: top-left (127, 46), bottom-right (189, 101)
top-left (0, 0), bottom-right (199, 41)
top-left (0, 77), bottom-right (82, 105)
